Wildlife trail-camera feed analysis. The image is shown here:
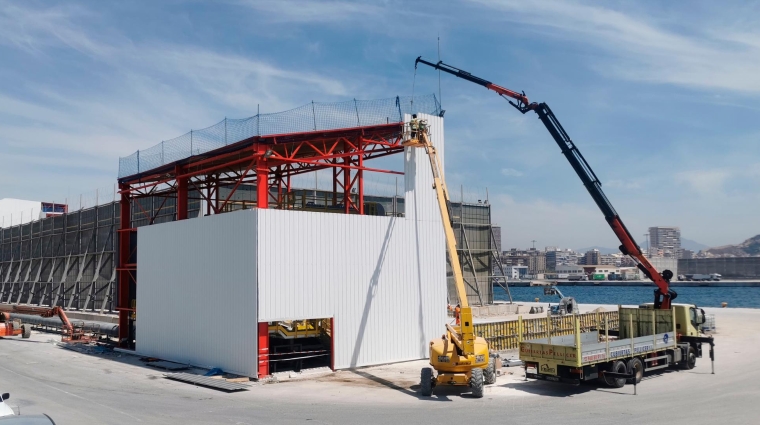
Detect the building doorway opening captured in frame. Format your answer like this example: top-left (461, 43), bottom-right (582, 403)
top-left (267, 318), bottom-right (333, 374)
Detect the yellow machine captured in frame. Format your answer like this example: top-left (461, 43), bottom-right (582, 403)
top-left (404, 119), bottom-right (495, 398)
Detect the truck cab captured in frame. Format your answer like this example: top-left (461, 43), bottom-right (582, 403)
top-left (639, 303), bottom-right (714, 370)
top-left (639, 303), bottom-right (705, 336)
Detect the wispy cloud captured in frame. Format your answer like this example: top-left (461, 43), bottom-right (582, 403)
top-left (500, 167), bottom-right (523, 177)
top-left (606, 179), bottom-right (642, 190)
top-left (0, 3), bottom-right (111, 57)
top-left (675, 163), bottom-right (760, 196)
top-left (467, 0), bottom-right (760, 94)
top-left (234, 0), bottom-right (384, 23)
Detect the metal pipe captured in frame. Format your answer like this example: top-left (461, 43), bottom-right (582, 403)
top-left (9, 313), bottom-right (119, 338)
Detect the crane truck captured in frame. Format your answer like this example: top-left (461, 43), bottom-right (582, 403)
top-left (404, 117), bottom-right (495, 398)
top-left (415, 57), bottom-right (715, 388)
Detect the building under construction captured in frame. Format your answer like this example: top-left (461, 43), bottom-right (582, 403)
top-left (0, 94), bottom-right (499, 377)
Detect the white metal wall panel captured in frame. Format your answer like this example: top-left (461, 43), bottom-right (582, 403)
top-left (403, 114), bottom-right (444, 224)
top-left (0, 199), bottom-right (42, 228)
top-left (258, 114), bottom-right (448, 369)
top-left (136, 209), bottom-right (258, 377)
top-left (257, 210), bottom-right (446, 368)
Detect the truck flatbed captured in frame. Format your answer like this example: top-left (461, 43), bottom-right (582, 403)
top-left (518, 307), bottom-right (707, 386)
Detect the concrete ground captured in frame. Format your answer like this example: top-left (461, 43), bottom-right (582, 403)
top-left (0, 306), bottom-right (757, 424)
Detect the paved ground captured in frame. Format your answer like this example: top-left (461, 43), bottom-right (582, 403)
top-left (1, 306), bottom-right (757, 424)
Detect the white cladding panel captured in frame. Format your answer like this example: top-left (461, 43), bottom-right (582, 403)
top-left (258, 114), bottom-right (447, 369)
top-left (257, 210), bottom-right (446, 369)
top-left (0, 199), bottom-right (42, 228)
top-left (136, 210), bottom-right (258, 377)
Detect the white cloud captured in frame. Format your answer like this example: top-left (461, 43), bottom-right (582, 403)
top-left (0, 3), bottom-right (112, 57)
top-left (467, 0), bottom-right (760, 94)
top-left (500, 167), bottom-right (523, 177)
top-left (492, 193), bottom-right (614, 249)
top-left (606, 179), bottom-right (642, 190)
top-left (675, 169), bottom-right (732, 195)
top-left (234, 0), bottom-right (384, 23)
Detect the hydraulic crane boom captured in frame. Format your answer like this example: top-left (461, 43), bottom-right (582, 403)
top-left (415, 57), bottom-right (676, 309)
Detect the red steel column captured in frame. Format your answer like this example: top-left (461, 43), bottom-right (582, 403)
top-left (343, 155), bottom-right (351, 214)
top-left (176, 165), bottom-right (188, 220)
top-left (256, 159), bottom-right (269, 209)
top-left (330, 317), bottom-right (335, 371)
top-left (358, 138), bottom-right (364, 215)
top-left (258, 322), bottom-right (269, 377)
top-left (117, 183), bottom-right (132, 346)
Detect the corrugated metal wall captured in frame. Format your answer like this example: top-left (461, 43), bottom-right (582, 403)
top-left (257, 210), bottom-right (446, 369)
top-left (136, 210), bottom-right (258, 377)
top-left (257, 114), bottom-right (447, 369)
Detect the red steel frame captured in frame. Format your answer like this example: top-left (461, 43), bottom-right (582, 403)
top-left (117, 123), bottom-right (405, 348)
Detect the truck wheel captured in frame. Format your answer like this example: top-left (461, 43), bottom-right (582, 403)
top-left (470, 368), bottom-right (484, 398)
top-left (681, 346), bottom-right (697, 370)
top-left (21, 324), bottom-right (31, 339)
top-left (483, 359), bottom-right (496, 385)
top-left (420, 367), bottom-right (433, 396)
top-left (626, 358), bottom-right (643, 384)
top-left (603, 360), bottom-right (627, 388)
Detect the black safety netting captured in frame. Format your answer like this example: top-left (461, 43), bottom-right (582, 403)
top-left (118, 94), bottom-right (441, 178)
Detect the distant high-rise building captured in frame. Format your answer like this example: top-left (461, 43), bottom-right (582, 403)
top-left (580, 249), bottom-right (600, 265)
top-left (528, 250), bottom-right (546, 275)
top-left (649, 226), bottom-right (681, 258)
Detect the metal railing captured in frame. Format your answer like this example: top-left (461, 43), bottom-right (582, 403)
top-left (474, 311), bottom-right (620, 351)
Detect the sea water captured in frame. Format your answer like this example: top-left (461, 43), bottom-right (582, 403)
top-left (494, 285), bottom-right (760, 308)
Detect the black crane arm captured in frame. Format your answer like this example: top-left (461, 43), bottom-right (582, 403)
top-left (415, 57), bottom-right (676, 309)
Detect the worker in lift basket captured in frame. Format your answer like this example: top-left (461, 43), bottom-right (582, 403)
top-left (410, 114), bottom-right (420, 140)
top-left (448, 303), bottom-right (461, 325)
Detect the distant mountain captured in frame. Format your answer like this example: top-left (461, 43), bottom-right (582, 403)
top-left (704, 235), bottom-right (760, 257)
top-left (576, 246), bottom-right (618, 255)
top-left (681, 238), bottom-right (709, 252)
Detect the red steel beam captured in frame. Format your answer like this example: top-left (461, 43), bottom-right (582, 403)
top-left (117, 183), bottom-right (133, 347)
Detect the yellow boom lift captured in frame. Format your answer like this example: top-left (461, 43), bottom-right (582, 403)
top-left (403, 117), bottom-right (495, 398)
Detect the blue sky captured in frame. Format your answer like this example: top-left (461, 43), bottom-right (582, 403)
top-left (1, 0), bottom-right (759, 249)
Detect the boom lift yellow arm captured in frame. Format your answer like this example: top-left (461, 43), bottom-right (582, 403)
top-left (405, 119), bottom-right (493, 397)
top-left (411, 129), bottom-right (476, 355)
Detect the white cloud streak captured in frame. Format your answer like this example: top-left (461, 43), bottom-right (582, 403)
top-left (468, 0), bottom-right (760, 94)
top-left (500, 167), bottom-right (523, 177)
top-left (235, 0), bottom-right (384, 23)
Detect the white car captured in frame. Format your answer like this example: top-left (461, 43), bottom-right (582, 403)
top-left (0, 393), bottom-right (15, 417)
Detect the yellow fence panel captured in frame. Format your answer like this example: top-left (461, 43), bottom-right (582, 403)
top-left (474, 311), bottom-right (620, 351)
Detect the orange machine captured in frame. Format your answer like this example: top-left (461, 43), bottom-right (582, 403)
top-left (1, 306), bottom-right (90, 342)
top-left (0, 312), bottom-right (31, 339)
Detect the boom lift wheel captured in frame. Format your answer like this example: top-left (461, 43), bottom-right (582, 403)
top-left (681, 346), bottom-right (697, 370)
top-left (604, 360), bottom-right (627, 388)
top-left (483, 359), bottom-right (496, 385)
top-left (626, 357), bottom-right (643, 384)
top-left (420, 367), bottom-right (434, 396)
top-left (470, 368), bottom-right (484, 398)
top-left (21, 324), bottom-right (31, 339)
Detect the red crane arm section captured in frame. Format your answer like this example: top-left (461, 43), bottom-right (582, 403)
top-left (609, 217), bottom-right (671, 297)
top-left (484, 83), bottom-right (531, 107)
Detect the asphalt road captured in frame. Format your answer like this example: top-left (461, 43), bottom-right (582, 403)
top-left (1, 307), bottom-right (757, 424)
